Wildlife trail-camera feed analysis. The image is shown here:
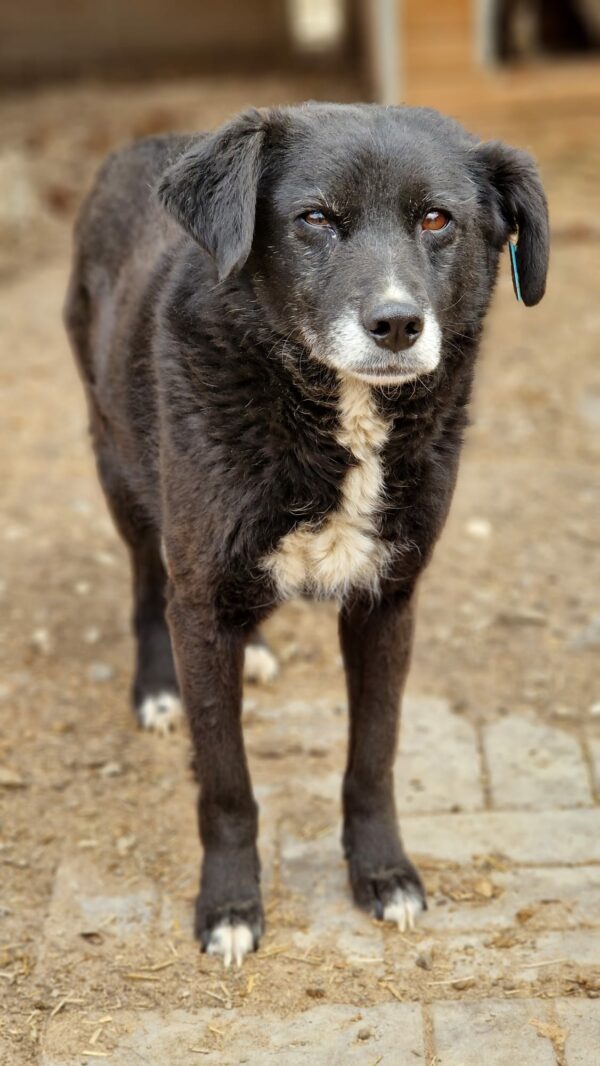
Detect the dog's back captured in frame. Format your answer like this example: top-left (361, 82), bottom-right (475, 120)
top-left (64, 134), bottom-right (189, 387)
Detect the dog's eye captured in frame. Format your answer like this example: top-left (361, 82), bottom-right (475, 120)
top-left (421, 209), bottom-right (451, 232)
top-left (301, 210), bottom-right (335, 229)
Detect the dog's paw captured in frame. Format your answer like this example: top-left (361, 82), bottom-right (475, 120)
top-left (204, 921), bottom-right (258, 968)
top-left (350, 857), bottom-right (427, 930)
top-left (382, 884), bottom-right (425, 931)
top-left (137, 691), bottom-right (183, 735)
top-left (198, 900), bottom-right (263, 968)
top-left (243, 644), bottom-right (279, 684)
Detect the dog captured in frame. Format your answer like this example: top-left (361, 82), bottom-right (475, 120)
top-left (64, 102), bottom-right (548, 967)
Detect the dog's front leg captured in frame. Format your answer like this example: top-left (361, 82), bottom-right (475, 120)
top-left (339, 591), bottom-right (426, 930)
top-left (167, 590), bottom-right (262, 966)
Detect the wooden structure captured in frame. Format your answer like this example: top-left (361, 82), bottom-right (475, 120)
top-left (360, 0), bottom-right (600, 127)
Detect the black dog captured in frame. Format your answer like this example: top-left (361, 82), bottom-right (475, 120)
top-left (65, 103), bottom-right (548, 966)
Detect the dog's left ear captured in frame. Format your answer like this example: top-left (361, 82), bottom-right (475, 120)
top-left (472, 141), bottom-right (549, 306)
top-left (158, 109), bottom-right (267, 281)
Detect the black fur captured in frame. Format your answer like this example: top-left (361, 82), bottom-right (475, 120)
top-left (64, 103), bottom-right (548, 954)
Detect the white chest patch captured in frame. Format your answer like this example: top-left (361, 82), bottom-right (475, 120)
top-left (262, 378), bottom-right (392, 601)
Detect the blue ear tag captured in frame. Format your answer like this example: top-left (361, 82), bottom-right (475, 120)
top-left (508, 234), bottom-right (523, 303)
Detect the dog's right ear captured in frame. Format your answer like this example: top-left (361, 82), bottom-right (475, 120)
top-left (158, 110), bottom-right (267, 281)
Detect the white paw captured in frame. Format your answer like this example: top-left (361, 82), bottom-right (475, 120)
top-left (243, 644), bottom-right (279, 684)
top-left (382, 886), bottom-right (424, 932)
top-left (138, 691), bottom-right (183, 735)
top-left (205, 921), bottom-right (255, 968)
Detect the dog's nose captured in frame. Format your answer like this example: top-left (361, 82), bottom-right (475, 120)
top-left (362, 301), bottom-right (424, 352)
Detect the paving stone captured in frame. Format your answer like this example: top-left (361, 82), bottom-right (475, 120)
top-left (510, 930), bottom-right (600, 979)
top-left (396, 697), bottom-right (483, 813)
top-left (555, 999), bottom-right (600, 1066)
top-left (483, 715), bottom-right (592, 809)
top-left (249, 697), bottom-right (485, 814)
top-left (280, 828), bottom-right (385, 962)
top-left (41, 1003), bottom-right (425, 1065)
top-left (433, 999), bottom-right (557, 1065)
top-left (37, 855), bottom-right (158, 970)
top-left (404, 928), bottom-right (600, 987)
top-left (402, 809), bottom-right (600, 864)
top-left (424, 866), bottom-right (600, 932)
top-left (246, 699), bottom-right (346, 750)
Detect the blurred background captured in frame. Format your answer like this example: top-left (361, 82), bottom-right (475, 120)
top-left (1, 4), bottom-right (599, 1061)
top-left (1, 0), bottom-right (600, 275)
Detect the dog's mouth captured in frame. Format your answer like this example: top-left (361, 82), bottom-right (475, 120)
top-left (345, 360), bottom-right (434, 385)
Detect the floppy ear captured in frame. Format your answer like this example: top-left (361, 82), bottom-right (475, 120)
top-left (158, 109), bottom-right (266, 281)
top-left (472, 141), bottom-right (549, 306)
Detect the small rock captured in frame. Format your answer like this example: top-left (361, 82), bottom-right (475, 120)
top-left (553, 705), bottom-right (575, 718)
top-left (31, 627), bottom-right (52, 655)
top-left (100, 761), bottom-right (123, 777)
top-left (453, 976), bottom-right (476, 990)
top-left (589, 702), bottom-right (600, 718)
top-left (465, 517), bottom-right (492, 539)
top-left (88, 662), bottom-right (114, 683)
top-left (415, 948), bottom-right (433, 971)
top-left (75, 580), bottom-right (92, 596)
top-left (0, 767), bottom-right (27, 788)
top-left (357, 1027), bottom-right (373, 1041)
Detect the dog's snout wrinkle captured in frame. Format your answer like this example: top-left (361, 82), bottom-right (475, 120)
top-left (362, 301), bottom-right (424, 353)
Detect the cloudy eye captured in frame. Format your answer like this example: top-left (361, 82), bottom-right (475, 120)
top-left (300, 209), bottom-right (336, 231)
top-left (421, 209), bottom-right (451, 232)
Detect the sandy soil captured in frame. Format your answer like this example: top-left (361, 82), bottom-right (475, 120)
top-left (0, 76), bottom-right (599, 1063)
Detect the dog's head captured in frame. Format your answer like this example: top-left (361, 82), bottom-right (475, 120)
top-left (159, 104), bottom-right (549, 385)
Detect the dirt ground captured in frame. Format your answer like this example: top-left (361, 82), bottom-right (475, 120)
top-left (0, 75), bottom-right (599, 1064)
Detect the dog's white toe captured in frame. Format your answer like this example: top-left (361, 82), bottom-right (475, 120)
top-left (382, 886), bottom-right (424, 932)
top-left (243, 644), bottom-right (279, 684)
top-left (138, 691), bottom-right (183, 735)
top-left (206, 921), bottom-right (255, 968)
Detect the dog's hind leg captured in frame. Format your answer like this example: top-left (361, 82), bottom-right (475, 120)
top-left (129, 532), bottom-right (181, 734)
top-left (338, 589), bottom-right (426, 930)
top-left (95, 445), bottom-right (181, 734)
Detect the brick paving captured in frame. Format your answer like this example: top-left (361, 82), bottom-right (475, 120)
top-left (32, 693), bottom-right (600, 1065)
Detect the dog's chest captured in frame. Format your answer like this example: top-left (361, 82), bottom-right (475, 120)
top-left (262, 379), bottom-right (392, 600)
